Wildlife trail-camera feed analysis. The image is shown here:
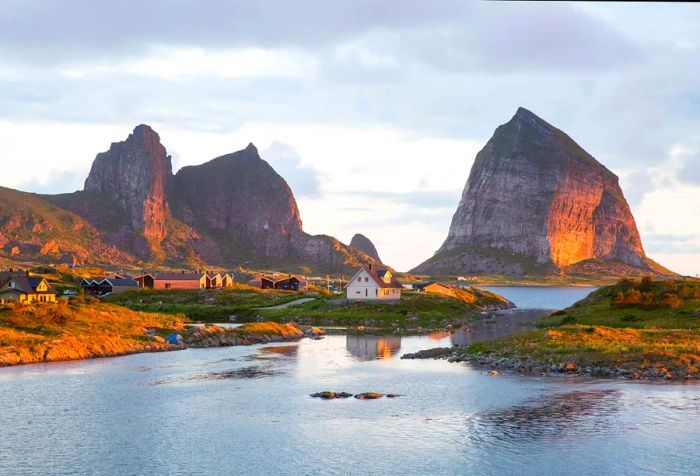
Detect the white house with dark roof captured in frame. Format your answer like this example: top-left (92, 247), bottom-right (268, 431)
top-left (346, 264), bottom-right (403, 301)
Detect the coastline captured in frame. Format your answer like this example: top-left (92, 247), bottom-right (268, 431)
top-left (402, 341), bottom-right (700, 382)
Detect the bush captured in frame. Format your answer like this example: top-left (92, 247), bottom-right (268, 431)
top-left (559, 315), bottom-right (577, 325)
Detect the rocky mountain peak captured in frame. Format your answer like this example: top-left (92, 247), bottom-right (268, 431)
top-left (84, 125), bottom-right (173, 257)
top-left (350, 233), bottom-right (382, 263)
top-left (412, 108), bottom-right (670, 277)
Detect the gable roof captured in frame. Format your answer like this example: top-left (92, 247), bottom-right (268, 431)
top-left (0, 272), bottom-right (57, 295)
top-left (102, 278), bottom-right (138, 287)
top-left (153, 272), bottom-right (206, 281)
top-left (348, 266), bottom-right (403, 289)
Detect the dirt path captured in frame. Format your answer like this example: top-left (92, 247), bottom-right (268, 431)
top-left (258, 297), bottom-right (316, 310)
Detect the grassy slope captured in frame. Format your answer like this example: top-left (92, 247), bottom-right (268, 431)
top-left (257, 291), bottom-right (488, 331)
top-left (464, 278), bottom-right (700, 377)
top-left (0, 299), bottom-right (187, 366)
top-left (105, 284), bottom-right (302, 321)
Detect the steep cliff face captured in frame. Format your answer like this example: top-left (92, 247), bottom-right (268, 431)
top-left (173, 144), bottom-right (302, 260)
top-left (172, 143), bottom-right (377, 270)
top-left (84, 125), bottom-right (172, 256)
top-left (413, 107), bottom-right (669, 276)
top-left (350, 233), bottom-right (382, 263)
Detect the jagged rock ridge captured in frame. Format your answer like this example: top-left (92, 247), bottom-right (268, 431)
top-left (412, 107), bottom-right (672, 277)
top-left (350, 234), bottom-right (382, 263)
top-left (1, 125), bottom-right (377, 272)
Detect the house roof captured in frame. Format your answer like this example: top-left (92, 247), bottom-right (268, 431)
top-left (153, 272), bottom-right (206, 281)
top-left (251, 275), bottom-right (306, 285)
top-left (103, 279), bottom-right (138, 287)
top-left (351, 266), bottom-right (403, 289)
top-left (0, 272), bottom-right (57, 295)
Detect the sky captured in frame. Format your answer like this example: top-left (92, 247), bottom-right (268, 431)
top-left (0, 1), bottom-right (699, 275)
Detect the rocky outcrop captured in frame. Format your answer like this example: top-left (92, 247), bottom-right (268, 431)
top-left (413, 107), bottom-right (672, 277)
top-left (84, 125), bottom-right (173, 257)
top-left (1, 125), bottom-right (379, 272)
top-left (350, 233), bottom-right (382, 262)
top-left (172, 143), bottom-right (378, 271)
top-left (173, 144), bottom-right (303, 260)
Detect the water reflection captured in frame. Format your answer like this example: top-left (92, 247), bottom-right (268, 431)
top-left (151, 365), bottom-right (282, 385)
top-left (468, 390), bottom-right (622, 443)
top-left (451, 309), bottom-right (549, 347)
top-left (346, 335), bottom-right (402, 360)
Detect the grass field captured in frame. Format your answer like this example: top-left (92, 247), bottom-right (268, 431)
top-left (105, 284), bottom-right (303, 321)
top-left (0, 298), bottom-right (187, 366)
top-left (459, 278), bottom-right (700, 378)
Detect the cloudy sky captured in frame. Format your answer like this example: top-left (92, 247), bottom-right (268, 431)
top-left (1, 1), bottom-right (699, 274)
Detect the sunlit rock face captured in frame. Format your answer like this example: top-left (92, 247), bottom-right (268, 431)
top-left (84, 125), bottom-right (172, 256)
top-left (350, 233), bottom-right (382, 263)
top-left (413, 107), bottom-right (664, 276)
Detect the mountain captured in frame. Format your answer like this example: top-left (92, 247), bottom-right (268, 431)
top-left (412, 107), bottom-right (673, 277)
top-left (350, 234), bottom-right (382, 263)
top-left (0, 125), bottom-right (377, 272)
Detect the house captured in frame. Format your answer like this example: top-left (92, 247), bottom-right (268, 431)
top-left (221, 273), bottom-right (234, 287)
top-left (80, 276), bottom-right (139, 296)
top-left (345, 265), bottom-right (403, 301)
top-left (0, 271), bottom-right (58, 304)
top-left (134, 272), bottom-right (208, 290)
top-left (423, 282), bottom-right (456, 297)
top-left (248, 274), bottom-right (308, 292)
top-left (206, 272), bottom-right (223, 289)
top-left (98, 278), bottom-right (139, 296)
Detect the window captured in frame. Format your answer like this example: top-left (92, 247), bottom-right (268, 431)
top-left (357, 277), bottom-right (361, 282)
top-left (375, 289), bottom-right (378, 296)
top-left (364, 277), bottom-right (368, 282)
top-left (165, 283), bottom-right (172, 289)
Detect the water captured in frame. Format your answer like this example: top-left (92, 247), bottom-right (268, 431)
top-left (477, 286), bottom-right (598, 309)
top-left (1, 287), bottom-right (699, 476)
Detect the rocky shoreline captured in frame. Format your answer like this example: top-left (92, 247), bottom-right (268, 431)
top-left (401, 347), bottom-right (700, 381)
top-left (182, 323), bottom-right (325, 347)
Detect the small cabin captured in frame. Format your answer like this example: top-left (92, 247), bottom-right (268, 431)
top-left (206, 273), bottom-right (223, 289)
top-left (135, 272), bottom-right (207, 290)
top-left (249, 274), bottom-right (307, 292)
top-left (221, 273), bottom-right (234, 287)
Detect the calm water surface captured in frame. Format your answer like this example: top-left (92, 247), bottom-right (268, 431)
top-left (1, 287), bottom-right (698, 476)
top-left (477, 285), bottom-right (598, 309)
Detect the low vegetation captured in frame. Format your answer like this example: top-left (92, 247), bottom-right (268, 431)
top-left (105, 284), bottom-right (302, 321)
top-left (0, 297), bottom-right (187, 366)
top-left (459, 277), bottom-right (700, 379)
top-left (256, 291), bottom-right (490, 332)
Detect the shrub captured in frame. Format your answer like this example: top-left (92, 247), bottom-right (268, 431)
top-left (559, 315), bottom-right (577, 325)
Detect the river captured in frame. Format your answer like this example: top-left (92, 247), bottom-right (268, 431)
top-left (1, 287), bottom-right (698, 475)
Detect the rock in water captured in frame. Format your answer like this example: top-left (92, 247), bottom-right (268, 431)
top-left (350, 233), bottom-right (382, 263)
top-left (412, 107), bottom-right (672, 277)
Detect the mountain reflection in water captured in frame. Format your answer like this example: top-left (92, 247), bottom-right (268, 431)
top-left (467, 390), bottom-right (622, 444)
top-left (346, 335), bottom-right (402, 360)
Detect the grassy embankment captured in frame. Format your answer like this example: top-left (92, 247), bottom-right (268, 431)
top-left (0, 298), bottom-right (187, 366)
top-left (0, 297), bottom-right (325, 367)
top-left (256, 288), bottom-right (511, 332)
top-left (105, 284), bottom-right (303, 321)
top-left (461, 277), bottom-right (700, 378)
top-left (106, 284), bottom-right (512, 332)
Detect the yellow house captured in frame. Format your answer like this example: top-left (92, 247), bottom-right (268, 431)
top-left (0, 272), bottom-right (58, 304)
